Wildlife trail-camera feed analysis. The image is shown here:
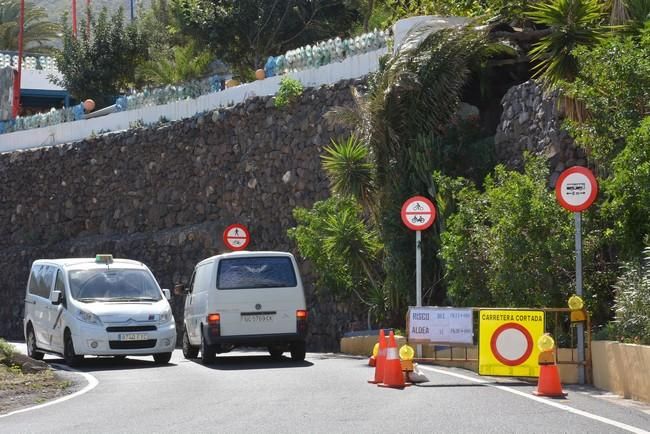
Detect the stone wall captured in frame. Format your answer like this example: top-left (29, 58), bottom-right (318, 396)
top-left (0, 80), bottom-right (365, 351)
top-left (494, 80), bottom-right (584, 186)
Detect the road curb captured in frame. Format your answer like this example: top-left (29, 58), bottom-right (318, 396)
top-left (0, 364), bottom-right (98, 419)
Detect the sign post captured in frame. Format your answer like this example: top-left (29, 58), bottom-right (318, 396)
top-left (401, 196), bottom-right (436, 357)
top-left (555, 166), bottom-right (598, 385)
top-left (223, 223), bottom-right (250, 251)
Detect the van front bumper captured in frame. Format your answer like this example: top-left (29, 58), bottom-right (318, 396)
top-left (72, 321), bottom-right (177, 356)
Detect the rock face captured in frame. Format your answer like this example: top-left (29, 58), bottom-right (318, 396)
top-left (494, 80), bottom-right (584, 187)
top-left (0, 80), bottom-right (364, 352)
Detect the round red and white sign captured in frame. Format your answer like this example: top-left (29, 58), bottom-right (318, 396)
top-left (401, 196), bottom-right (436, 231)
top-left (555, 166), bottom-right (598, 212)
top-left (223, 224), bottom-right (250, 251)
top-left (490, 322), bottom-right (533, 366)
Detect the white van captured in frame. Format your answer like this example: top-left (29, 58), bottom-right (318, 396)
top-left (23, 255), bottom-right (177, 366)
top-left (179, 251), bottom-right (308, 364)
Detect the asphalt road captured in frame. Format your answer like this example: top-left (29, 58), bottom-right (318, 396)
top-left (2, 346), bottom-right (650, 434)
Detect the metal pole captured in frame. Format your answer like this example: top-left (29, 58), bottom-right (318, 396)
top-left (86, 0), bottom-right (91, 36)
top-left (130, 0), bottom-right (135, 21)
top-left (72, 0), bottom-right (77, 37)
top-left (416, 230), bottom-right (422, 358)
top-left (575, 212), bottom-right (585, 384)
top-left (12, 0), bottom-right (24, 119)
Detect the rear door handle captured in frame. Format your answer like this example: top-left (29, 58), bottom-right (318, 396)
top-left (25, 299), bottom-right (36, 305)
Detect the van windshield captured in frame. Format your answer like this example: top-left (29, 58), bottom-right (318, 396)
top-left (217, 257), bottom-right (297, 289)
top-left (69, 269), bottom-right (162, 302)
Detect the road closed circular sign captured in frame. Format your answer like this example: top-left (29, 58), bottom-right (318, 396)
top-left (223, 224), bottom-right (250, 251)
top-left (555, 166), bottom-right (598, 212)
top-left (401, 196), bottom-right (436, 231)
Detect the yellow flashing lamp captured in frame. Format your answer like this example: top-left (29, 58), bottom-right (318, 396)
top-left (95, 254), bottom-right (114, 264)
top-left (568, 295), bottom-right (587, 323)
top-left (399, 344), bottom-right (415, 361)
top-left (372, 343), bottom-right (379, 358)
top-left (538, 333), bottom-right (555, 352)
top-left (537, 333), bottom-right (556, 365)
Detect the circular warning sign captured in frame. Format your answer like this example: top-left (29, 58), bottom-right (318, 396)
top-left (555, 166), bottom-right (598, 212)
top-left (223, 224), bottom-right (250, 251)
top-left (490, 322), bottom-right (534, 367)
top-left (401, 196), bottom-right (436, 231)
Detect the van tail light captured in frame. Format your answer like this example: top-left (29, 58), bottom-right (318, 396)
top-left (296, 310), bottom-right (308, 335)
top-left (207, 313), bottom-right (221, 337)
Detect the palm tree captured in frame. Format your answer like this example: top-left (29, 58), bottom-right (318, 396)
top-left (326, 24), bottom-right (489, 322)
top-left (0, 0), bottom-right (60, 53)
top-left (137, 42), bottom-right (212, 86)
top-left (321, 135), bottom-right (376, 218)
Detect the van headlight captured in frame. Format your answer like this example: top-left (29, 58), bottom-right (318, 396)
top-left (76, 309), bottom-right (102, 325)
top-left (159, 309), bottom-right (173, 324)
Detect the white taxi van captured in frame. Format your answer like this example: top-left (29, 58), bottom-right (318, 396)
top-left (179, 251), bottom-right (308, 364)
top-left (23, 254), bottom-right (176, 366)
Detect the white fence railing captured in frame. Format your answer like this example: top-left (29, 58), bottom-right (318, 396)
top-left (0, 48), bottom-right (387, 153)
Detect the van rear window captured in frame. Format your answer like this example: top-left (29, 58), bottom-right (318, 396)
top-left (217, 257), bottom-right (297, 289)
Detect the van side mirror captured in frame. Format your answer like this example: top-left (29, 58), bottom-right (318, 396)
top-left (162, 288), bottom-right (171, 300)
top-left (50, 290), bottom-right (62, 305)
top-left (173, 284), bottom-right (187, 296)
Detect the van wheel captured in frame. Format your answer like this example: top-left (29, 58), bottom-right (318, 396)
top-left (200, 328), bottom-right (216, 365)
top-left (153, 352), bottom-right (172, 365)
top-left (268, 347), bottom-right (283, 360)
top-left (63, 330), bottom-right (84, 367)
top-left (26, 325), bottom-right (44, 360)
top-left (290, 341), bottom-right (306, 362)
top-left (182, 328), bottom-right (199, 359)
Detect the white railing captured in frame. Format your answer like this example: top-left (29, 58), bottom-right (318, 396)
top-left (0, 52), bottom-right (58, 72)
top-left (0, 47), bottom-right (387, 153)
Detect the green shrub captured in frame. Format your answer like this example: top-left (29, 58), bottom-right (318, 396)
top-left (0, 338), bottom-right (15, 364)
top-left (610, 246), bottom-right (650, 344)
top-left (274, 77), bottom-right (303, 108)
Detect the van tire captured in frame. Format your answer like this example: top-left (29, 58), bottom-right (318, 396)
top-left (153, 352), bottom-right (172, 365)
top-left (26, 325), bottom-right (44, 360)
top-left (63, 329), bottom-right (83, 367)
top-left (200, 328), bottom-right (216, 365)
top-left (290, 341), bottom-right (306, 362)
top-left (182, 328), bottom-right (199, 359)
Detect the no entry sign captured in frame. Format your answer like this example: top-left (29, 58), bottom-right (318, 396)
top-left (479, 309), bottom-right (544, 377)
top-left (555, 166), bottom-right (598, 212)
top-left (223, 224), bottom-right (250, 251)
top-left (401, 196), bottom-right (436, 231)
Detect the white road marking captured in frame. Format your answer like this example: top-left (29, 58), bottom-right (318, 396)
top-left (0, 364), bottom-right (98, 419)
top-left (419, 365), bottom-right (650, 434)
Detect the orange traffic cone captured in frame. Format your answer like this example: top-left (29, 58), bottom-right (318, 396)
top-left (368, 329), bottom-right (386, 384)
top-left (533, 364), bottom-right (567, 397)
top-left (379, 331), bottom-right (408, 389)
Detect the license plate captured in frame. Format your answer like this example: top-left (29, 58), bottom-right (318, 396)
top-left (242, 314), bottom-right (273, 323)
top-left (120, 333), bottom-right (148, 341)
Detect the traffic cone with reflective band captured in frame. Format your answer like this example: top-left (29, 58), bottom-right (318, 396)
top-left (533, 364), bottom-right (567, 397)
top-left (379, 331), bottom-right (408, 389)
top-left (368, 329), bottom-right (386, 384)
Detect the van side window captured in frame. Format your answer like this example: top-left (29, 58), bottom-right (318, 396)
top-left (187, 270), bottom-right (196, 293)
top-left (55, 270), bottom-right (66, 306)
top-left (29, 265), bottom-right (55, 299)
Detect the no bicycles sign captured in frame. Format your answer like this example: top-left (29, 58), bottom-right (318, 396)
top-left (401, 196), bottom-right (436, 231)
